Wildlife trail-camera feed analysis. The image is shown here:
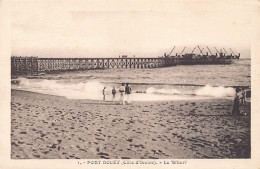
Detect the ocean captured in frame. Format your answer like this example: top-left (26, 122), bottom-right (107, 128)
top-left (12, 58), bottom-right (251, 101)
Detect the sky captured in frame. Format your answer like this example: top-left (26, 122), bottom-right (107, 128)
top-left (11, 0), bottom-right (256, 58)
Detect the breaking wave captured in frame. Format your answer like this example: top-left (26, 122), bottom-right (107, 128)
top-left (145, 85), bottom-right (235, 98)
top-left (17, 78), bottom-right (106, 100)
top-left (13, 78), bottom-right (235, 101)
top-left (195, 85), bottom-right (235, 97)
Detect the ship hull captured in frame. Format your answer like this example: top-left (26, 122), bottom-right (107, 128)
top-left (177, 58), bottom-right (232, 65)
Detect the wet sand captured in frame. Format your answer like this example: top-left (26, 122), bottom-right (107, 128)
top-left (11, 89), bottom-right (250, 159)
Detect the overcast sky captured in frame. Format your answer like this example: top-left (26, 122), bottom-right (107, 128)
top-left (11, 0), bottom-right (255, 58)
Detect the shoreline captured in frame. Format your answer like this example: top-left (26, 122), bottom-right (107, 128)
top-left (11, 78), bottom-right (251, 88)
top-left (11, 89), bottom-right (250, 159)
top-left (11, 88), bottom-right (231, 102)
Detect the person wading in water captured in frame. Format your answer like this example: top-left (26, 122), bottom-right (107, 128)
top-left (119, 83), bottom-right (125, 105)
top-left (232, 88), bottom-right (240, 115)
top-left (125, 83), bottom-right (132, 104)
top-left (112, 87), bottom-right (116, 102)
top-left (240, 88), bottom-right (246, 106)
top-left (103, 87), bottom-right (106, 101)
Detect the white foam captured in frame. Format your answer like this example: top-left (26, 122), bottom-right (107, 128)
top-left (13, 79), bottom-right (234, 101)
top-left (17, 78), bottom-right (106, 100)
top-left (146, 87), bottom-right (181, 95)
top-left (195, 85), bottom-right (235, 97)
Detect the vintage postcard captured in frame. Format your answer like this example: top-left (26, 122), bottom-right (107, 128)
top-left (0, 0), bottom-right (260, 168)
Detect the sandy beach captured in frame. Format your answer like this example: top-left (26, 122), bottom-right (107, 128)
top-left (11, 89), bottom-right (250, 159)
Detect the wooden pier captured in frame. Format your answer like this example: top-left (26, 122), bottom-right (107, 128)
top-left (37, 57), bottom-right (177, 71)
top-left (11, 57), bottom-right (178, 76)
top-left (11, 56), bottom-right (232, 77)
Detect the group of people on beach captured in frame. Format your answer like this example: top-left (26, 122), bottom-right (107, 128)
top-left (232, 87), bottom-right (247, 116)
top-left (103, 83), bottom-right (132, 105)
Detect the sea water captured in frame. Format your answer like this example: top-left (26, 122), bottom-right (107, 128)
top-left (12, 58), bottom-right (250, 101)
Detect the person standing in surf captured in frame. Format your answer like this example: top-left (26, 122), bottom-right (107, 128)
top-left (240, 88), bottom-right (246, 105)
top-left (232, 88), bottom-right (240, 115)
top-left (125, 83), bottom-right (132, 104)
top-left (119, 83), bottom-right (125, 105)
top-left (103, 87), bottom-right (106, 101)
top-left (112, 87), bottom-right (116, 102)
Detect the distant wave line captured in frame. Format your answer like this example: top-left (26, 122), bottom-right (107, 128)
top-left (100, 81), bottom-right (250, 88)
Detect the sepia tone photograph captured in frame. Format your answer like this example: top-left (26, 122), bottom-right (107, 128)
top-left (9, 0), bottom-right (252, 160)
top-left (1, 0), bottom-right (259, 168)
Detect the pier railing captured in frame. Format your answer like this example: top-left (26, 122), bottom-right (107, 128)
top-left (11, 57), bottom-right (178, 76)
top-left (37, 57), bottom-right (176, 71)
